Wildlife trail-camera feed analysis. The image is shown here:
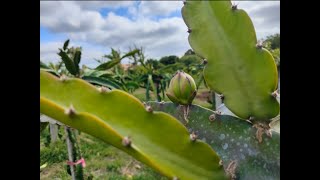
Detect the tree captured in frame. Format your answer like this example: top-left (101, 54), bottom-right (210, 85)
top-left (179, 54), bottom-right (202, 67)
top-left (265, 33), bottom-right (280, 49)
top-left (263, 33), bottom-right (280, 68)
top-left (184, 49), bottom-right (195, 56)
top-left (145, 59), bottom-right (163, 70)
top-left (159, 55), bottom-right (179, 65)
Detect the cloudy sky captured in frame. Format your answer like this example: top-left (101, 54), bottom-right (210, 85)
top-left (40, 1), bottom-right (280, 68)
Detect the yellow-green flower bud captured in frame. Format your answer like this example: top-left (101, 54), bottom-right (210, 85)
top-left (166, 71), bottom-right (197, 105)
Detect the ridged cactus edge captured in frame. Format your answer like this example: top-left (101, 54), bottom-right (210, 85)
top-left (150, 101), bottom-right (280, 180)
top-left (182, 0), bottom-right (280, 121)
top-left (40, 70), bottom-right (227, 180)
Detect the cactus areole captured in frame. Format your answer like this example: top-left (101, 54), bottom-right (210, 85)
top-left (166, 71), bottom-right (197, 105)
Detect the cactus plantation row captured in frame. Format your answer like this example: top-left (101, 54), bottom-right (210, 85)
top-left (40, 0), bottom-right (279, 179)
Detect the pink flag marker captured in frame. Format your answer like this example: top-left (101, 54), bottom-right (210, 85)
top-left (67, 157), bottom-right (86, 168)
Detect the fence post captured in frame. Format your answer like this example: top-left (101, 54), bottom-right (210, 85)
top-left (49, 124), bottom-right (58, 143)
top-left (215, 93), bottom-right (222, 110)
top-left (65, 126), bottom-right (76, 180)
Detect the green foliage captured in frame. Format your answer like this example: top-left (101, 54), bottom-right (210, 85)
top-left (95, 59), bottom-right (120, 71)
top-left (264, 33), bottom-right (280, 49)
top-left (57, 50), bottom-right (76, 75)
top-left (271, 48), bottom-right (280, 67)
top-left (40, 122), bottom-right (49, 133)
top-left (95, 48), bottom-right (139, 71)
top-left (184, 49), bottom-right (196, 56)
top-left (263, 34), bottom-right (280, 67)
top-left (82, 67), bottom-right (113, 78)
top-left (40, 124), bottom-right (52, 147)
top-left (57, 40), bottom-right (82, 77)
top-left (41, 129), bottom-right (169, 179)
top-left (40, 60), bottom-right (60, 76)
top-left (182, 0), bottom-right (279, 120)
top-left (73, 48), bottom-right (82, 66)
top-left (146, 59), bottom-right (164, 70)
top-left (86, 48), bottom-right (143, 92)
top-left (76, 162), bottom-right (84, 179)
top-left (63, 39), bottom-right (70, 50)
top-left (82, 76), bottom-right (123, 90)
top-left (40, 140), bottom-right (68, 165)
top-left (150, 102), bottom-right (280, 180)
top-left (126, 47), bottom-right (172, 102)
top-left (132, 168), bottom-right (168, 180)
top-left (40, 61), bottom-right (50, 69)
top-left (48, 43), bottom-right (141, 92)
top-left (179, 54), bottom-right (202, 67)
top-left (122, 49), bottom-right (140, 59)
top-left (178, 54), bottom-right (204, 77)
top-left (106, 162), bottom-right (121, 172)
top-left (40, 70), bottom-right (227, 180)
top-left (159, 55), bottom-right (179, 65)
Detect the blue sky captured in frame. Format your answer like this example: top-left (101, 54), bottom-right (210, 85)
top-left (40, 1), bottom-right (280, 68)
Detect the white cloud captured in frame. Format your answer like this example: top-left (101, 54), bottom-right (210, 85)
top-left (139, 1), bottom-right (182, 17)
top-left (75, 1), bottom-right (135, 10)
top-left (40, 42), bottom-right (61, 63)
top-left (40, 1), bottom-right (279, 66)
top-left (233, 1), bottom-right (279, 13)
top-left (40, 1), bottom-right (105, 33)
top-left (40, 41), bottom-right (106, 68)
top-left (233, 1), bottom-right (280, 39)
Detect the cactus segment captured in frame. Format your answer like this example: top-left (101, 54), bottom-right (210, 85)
top-left (40, 70), bottom-right (227, 180)
top-left (182, 0), bottom-right (279, 119)
top-left (150, 102), bottom-right (280, 180)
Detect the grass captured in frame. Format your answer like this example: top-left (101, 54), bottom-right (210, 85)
top-left (40, 128), bottom-right (168, 180)
top-left (40, 86), bottom-right (214, 179)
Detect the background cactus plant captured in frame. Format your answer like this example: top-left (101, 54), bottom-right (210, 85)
top-left (182, 0), bottom-right (279, 120)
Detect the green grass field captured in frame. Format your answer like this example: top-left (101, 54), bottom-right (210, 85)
top-left (40, 129), bottom-right (168, 180)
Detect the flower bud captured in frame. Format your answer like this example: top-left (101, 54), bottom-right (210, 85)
top-left (166, 71), bottom-right (197, 105)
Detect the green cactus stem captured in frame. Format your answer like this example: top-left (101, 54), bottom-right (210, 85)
top-left (182, 0), bottom-right (279, 120)
top-left (150, 102), bottom-right (280, 180)
top-left (40, 70), bottom-right (227, 180)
